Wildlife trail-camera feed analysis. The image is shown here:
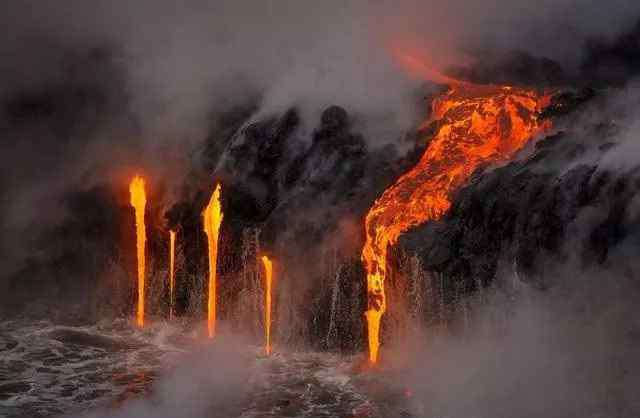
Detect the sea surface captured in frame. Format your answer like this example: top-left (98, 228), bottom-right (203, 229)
top-left (0, 319), bottom-right (418, 418)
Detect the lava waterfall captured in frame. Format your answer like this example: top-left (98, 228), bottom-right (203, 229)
top-left (129, 176), bottom-right (147, 328)
top-left (362, 84), bottom-right (551, 363)
top-left (203, 184), bottom-right (224, 338)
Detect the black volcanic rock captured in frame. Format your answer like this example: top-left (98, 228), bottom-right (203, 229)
top-left (319, 105), bottom-right (349, 131)
top-left (449, 50), bottom-right (566, 87)
top-left (160, 102), bottom-right (428, 350)
top-left (582, 19), bottom-right (640, 86)
top-left (399, 90), bottom-right (640, 292)
top-left (48, 329), bottom-right (136, 351)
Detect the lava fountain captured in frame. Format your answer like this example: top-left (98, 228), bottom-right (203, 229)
top-left (169, 229), bottom-right (176, 320)
top-left (362, 84), bottom-right (551, 364)
top-left (129, 176), bottom-right (147, 328)
top-left (261, 255), bottom-right (273, 355)
top-left (203, 184), bottom-right (224, 338)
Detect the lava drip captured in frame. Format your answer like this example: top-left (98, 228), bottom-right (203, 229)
top-left (203, 184), bottom-right (224, 338)
top-left (362, 84), bottom-right (551, 364)
top-left (129, 176), bottom-right (147, 328)
top-left (169, 230), bottom-right (176, 320)
top-left (261, 255), bottom-right (273, 355)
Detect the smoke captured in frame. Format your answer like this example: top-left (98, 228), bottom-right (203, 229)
top-left (2, 0), bottom-right (640, 308)
top-left (3, 0), bottom-right (640, 142)
top-left (75, 336), bottom-right (257, 418)
top-left (396, 264), bottom-right (640, 418)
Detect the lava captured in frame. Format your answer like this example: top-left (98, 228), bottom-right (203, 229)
top-left (169, 229), bottom-right (176, 320)
top-left (362, 84), bottom-right (551, 364)
top-left (203, 184), bottom-right (224, 338)
top-left (261, 255), bottom-right (273, 355)
top-left (129, 176), bottom-right (147, 328)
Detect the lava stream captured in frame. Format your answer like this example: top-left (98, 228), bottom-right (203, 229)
top-left (261, 255), bottom-right (273, 355)
top-left (129, 176), bottom-right (147, 328)
top-left (362, 84), bottom-right (551, 364)
top-left (169, 229), bottom-right (176, 320)
top-left (203, 184), bottom-right (224, 338)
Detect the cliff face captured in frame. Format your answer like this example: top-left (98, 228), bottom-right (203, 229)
top-left (163, 104), bottom-right (426, 349)
top-left (211, 105), bottom-right (424, 247)
top-left (399, 88), bottom-right (640, 294)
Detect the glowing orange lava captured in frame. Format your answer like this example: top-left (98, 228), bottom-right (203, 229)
top-left (169, 229), bottom-right (176, 320)
top-left (129, 176), bottom-right (147, 328)
top-left (261, 255), bottom-right (273, 355)
top-left (362, 84), bottom-right (551, 364)
top-left (203, 184), bottom-right (223, 338)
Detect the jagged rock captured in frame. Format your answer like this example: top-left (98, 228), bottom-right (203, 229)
top-left (399, 95), bottom-right (640, 290)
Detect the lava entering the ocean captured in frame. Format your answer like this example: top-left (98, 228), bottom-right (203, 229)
top-left (203, 184), bottom-right (224, 338)
top-left (129, 176), bottom-right (147, 328)
top-left (261, 255), bottom-right (273, 355)
top-left (169, 229), bottom-right (176, 320)
top-left (362, 84), bottom-right (551, 364)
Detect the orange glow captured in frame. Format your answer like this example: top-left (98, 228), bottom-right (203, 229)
top-left (203, 184), bottom-right (223, 338)
top-left (392, 49), bottom-right (467, 87)
top-left (362, 84), bottom-right (551, 364)
top-left (129, 176), bottom-right (147, 328)
top-left (169, 230), bottom-right (176, 320)
top-left (261, 255), bottom-right (273, 355)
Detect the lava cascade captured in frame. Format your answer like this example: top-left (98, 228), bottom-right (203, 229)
top-left (203, 184), bottom-right (224, 338)
top-left (261, 255), bottom-right (273, 355)
top-left (362, 84), bottom-right (551, 364)
top-left (129, 176), bottom-right (147, 328)
top-left (169, 230), bottom-right (176, 320)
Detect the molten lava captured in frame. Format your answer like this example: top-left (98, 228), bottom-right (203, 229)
top-left (203, 184), bottom-right (223, 338)
top-left (129, 176), bottom-right (147, 328)
top-left (261, 255), bottom-right (273, 355)
top-left (169, 229), bottom-right (176, 320)
top-left (362, 84), bottom-right (551, 364)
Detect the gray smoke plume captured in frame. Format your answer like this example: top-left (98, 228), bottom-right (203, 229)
top-left (1, 0), bottom-right (640, 309)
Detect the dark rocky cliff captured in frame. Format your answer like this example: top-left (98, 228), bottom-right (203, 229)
top-left (399, 88), bottom-right (640, 298)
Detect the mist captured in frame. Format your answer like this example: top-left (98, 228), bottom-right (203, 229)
top-left (2, 0), bottom-right (640, 277)
top-left (2, 2), bottom-right (640, 417)
top-left (393, 262), bottom-right (640, 417)
top-left (75, 334), bottom-right (257, 418)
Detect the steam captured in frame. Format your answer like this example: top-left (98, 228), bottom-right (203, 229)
top-left (397, 263), bottom-right (640, 418)
top-left (1, 0), bottom-right (640, 307)
top-left (76, 336), bottom-right (256, 418)
top-left (1, 3), bottom-right (639, 415)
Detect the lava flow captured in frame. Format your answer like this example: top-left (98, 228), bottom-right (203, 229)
top-left (261, 255), bottom-right (273, 355)
top-left (362, 84), bottom-right (551, 364)
top-left (129, 176), bottom-right (147, 328)
top-left (203, 184), bottom-right (223, 338)
top-left (169, 230), bottom-right (176, 320)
